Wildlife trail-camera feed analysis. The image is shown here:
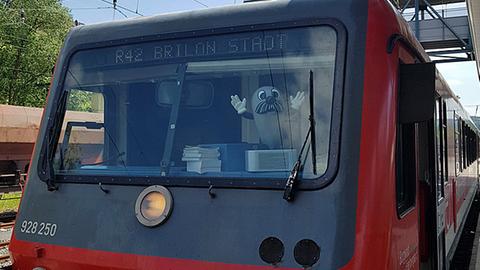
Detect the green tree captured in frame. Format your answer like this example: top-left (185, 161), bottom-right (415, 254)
top-left (0, 0), bottom-right (73, 107)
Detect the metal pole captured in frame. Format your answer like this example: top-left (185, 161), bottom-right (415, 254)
top-left (400, 0), bottom-right (412, 14)
top-left (160, 64), bottom-right (188, 175)
top-left (423, 0), bottom-right (469, 48)
top-left (415, 0), bottom-right (420, 39)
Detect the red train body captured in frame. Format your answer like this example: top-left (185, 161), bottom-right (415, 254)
top-left (9, 0), bottom-right (479, 269)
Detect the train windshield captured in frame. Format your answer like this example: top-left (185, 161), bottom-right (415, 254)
top-left (52, 26), bottom-right (338, 181)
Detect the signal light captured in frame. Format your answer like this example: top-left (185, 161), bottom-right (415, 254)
top-left (135, 186), bottom-right (173, 227)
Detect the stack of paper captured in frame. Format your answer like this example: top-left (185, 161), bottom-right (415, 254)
top-left (182, 146), bottom-right (221, 174)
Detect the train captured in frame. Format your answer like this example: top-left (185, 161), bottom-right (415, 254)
top-left (0, 105), bottom-right (103, 185)
top-left (0, 105), bottom-right (42, 185)
top-left (8, 0), bottom-right (480, 269)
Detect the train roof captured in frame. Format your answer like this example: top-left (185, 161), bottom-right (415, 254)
top-left (61, 0), bottom-right (365, 52)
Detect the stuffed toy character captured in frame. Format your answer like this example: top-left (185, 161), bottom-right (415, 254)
top-left (230, 86), bottom-right (305, 149)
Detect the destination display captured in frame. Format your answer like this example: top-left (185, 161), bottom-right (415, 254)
top-left (71, 26), bottom-right (335, 69)
top-left (114, 34), bottom-right (286, 64)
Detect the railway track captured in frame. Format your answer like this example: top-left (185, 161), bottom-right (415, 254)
top-left (0, 213), bottom-right (15, 224)
top-left (451, 194), bottom-right (480, 270)
top-left (0, 221), bottom-right (14, 268)
top-left (0, 186), bottom-right (21, 195)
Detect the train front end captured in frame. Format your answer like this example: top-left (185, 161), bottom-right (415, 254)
top-left (9, 0), bottom-right (370, 269)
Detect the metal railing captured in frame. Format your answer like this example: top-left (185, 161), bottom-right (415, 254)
top-left (402, 5), bottom-right (468, 20)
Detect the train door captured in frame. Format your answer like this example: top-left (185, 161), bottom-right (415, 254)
top-left (417, 100), bottom-right (449, 270)
top-left (433, 99), bottom-right (448, 270)
top-left (417, 118), bottom-right (443, 270)
top-left (417, 105), bottom-right (446, 270)
top-left (417, 98), bottom-right (448, 270)
top-left (398, 61), bottom-right (437, 270)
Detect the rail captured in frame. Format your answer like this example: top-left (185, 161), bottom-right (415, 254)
top-left (0, 171), bottom-right (22, 268)
top-left (0, 221), bottom-right (14, 266)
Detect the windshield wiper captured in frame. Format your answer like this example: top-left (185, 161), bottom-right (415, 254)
top-left (38, 89), bottom-right (69, 191)
top-left (309, 70), bottom-right (317, 175)
top-left (283, 70), bottom-right (316, 202)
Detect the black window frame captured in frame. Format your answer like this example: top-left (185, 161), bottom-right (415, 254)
top-left (434, 98), bottom-right (447, 199)
top-left (37, 19), bottom-right (347, 190)
top-left (442, 101), bottom-right (448, 184)
top-left (454, 113), bottom-right (462, 176)
top-left (395, 59), bottom-right (418, 218)
top-left (396, 122), bottom-right (417, 217)
top-left (462, 121), bottom-right (467, 169)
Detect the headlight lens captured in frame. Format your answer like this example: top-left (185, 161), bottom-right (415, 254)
top-left (141, 191), bottom-right (166, 220)
top-left (135, 186), bottom-right (173, 227)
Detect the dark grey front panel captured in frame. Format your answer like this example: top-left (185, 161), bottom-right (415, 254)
top-left (18, 180), bottom-right (349, 268)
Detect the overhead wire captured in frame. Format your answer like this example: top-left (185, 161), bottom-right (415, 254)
top-left (98, 0), bottom-right (143, 16)
top-left (71, 7), bottom-right (112, 10)
top-left (3, 6), bottom-right (112, 11)
top-left (115, 7), bottom-right (128, 18)
top-left (191, 0), bottom-right (208, 7)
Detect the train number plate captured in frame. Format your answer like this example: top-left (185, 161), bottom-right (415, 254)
top-left (20, 220), bottom-right (57, 237)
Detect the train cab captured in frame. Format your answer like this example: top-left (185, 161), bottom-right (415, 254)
top-left (8, 0), bottom-right (480, 269)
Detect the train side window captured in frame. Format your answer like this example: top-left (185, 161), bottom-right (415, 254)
top-left (470, 128), bottom-right (474, 165)
top-left (473, 129), bottom-right (476, 165)
top-left (462, 121), bottom-right (467, 169)
top-left (471, 128), bottom-right (476, 166)
top-left (477, 135), bottom-right (480, 162)
top-left (475, 132), bottom-right (479, 164)
top-left (469, 127), bottom-right (476, 166)
top-left (454, 113), bottom-right (461, 175)
top-left (466, 126), bottom-right (471, 166)
top-left (471, 129), bottom-right (473, 165)
top-left (435, 99), bottom-right (445, 198)
top-left (396, 62), bottom-right (435, 217)
top-left (396, 123), bottom-right (416, 216)
top-left (442, 101), bottom-right (448, 184)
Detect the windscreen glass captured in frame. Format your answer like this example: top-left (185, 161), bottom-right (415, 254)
top-left (53, 26), bottom-right (337, 180)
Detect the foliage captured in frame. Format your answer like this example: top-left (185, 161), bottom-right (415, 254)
top-left (0, 0), bottom-right (73, 107)
top-left (67, 90), bottom-right (96, 112)
top-left (0, 192), bottom-right (21, 212)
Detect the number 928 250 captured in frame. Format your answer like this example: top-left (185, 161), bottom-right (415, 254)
top-left (20, 220), bottom-right (57, 237)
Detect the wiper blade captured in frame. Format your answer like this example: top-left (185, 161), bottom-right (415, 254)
top-left (309, 70), bottom-right (317, 175)
top-left (38, 90), bottom-right (69, 191)
top-left (283, 70), bottom-right (316, 202)
top-left (283, 129), bottom-right (310, 202)
top-left (283, 161), bottom-right (301, 201)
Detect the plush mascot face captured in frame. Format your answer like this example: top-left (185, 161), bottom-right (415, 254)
top-left (251, 86), bottom-right (289, 149)
top-left (252, 86), bottom-right (284, 114)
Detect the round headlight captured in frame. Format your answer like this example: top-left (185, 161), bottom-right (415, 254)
top-left (135, 185), bottom-right (173, 227)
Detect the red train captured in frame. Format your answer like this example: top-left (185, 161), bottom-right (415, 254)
top-left (9, 0), bottom-right (479, 269)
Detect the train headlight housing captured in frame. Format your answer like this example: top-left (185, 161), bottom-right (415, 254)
top-left (135, 185), bottom-right (173, 227)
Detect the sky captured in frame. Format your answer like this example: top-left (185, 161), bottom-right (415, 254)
top-left (62, 0), bottom-right (480, 116)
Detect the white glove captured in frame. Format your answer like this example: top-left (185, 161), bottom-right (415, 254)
top-left (290, 91), bottom-right (305, 110)
top-left (230, 95), bottom-right (247, 114)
